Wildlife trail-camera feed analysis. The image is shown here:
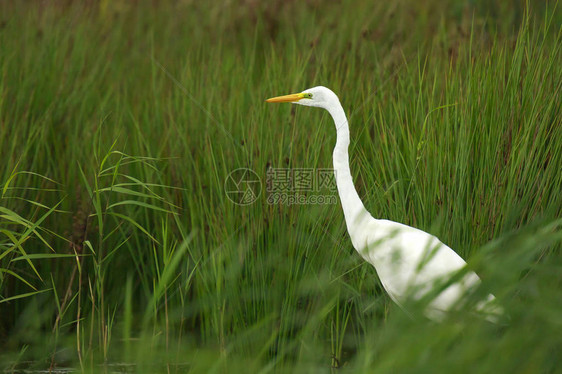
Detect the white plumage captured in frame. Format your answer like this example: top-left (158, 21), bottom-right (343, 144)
top-left (267, 86), bottom-right (500, 321)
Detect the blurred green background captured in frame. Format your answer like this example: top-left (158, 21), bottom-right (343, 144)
top-left (0, 1), bottom-right (561, 372)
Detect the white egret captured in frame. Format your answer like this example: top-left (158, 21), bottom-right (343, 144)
top-left (266, 86), bottom-right (500, 321)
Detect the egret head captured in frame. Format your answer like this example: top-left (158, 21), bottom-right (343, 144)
top-left (266, 86), bottom-right (339, 109)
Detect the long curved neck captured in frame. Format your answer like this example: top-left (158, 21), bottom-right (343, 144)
top-left (327, 101), bottom-right (370, 232)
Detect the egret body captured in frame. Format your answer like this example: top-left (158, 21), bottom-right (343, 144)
top-left (266, 86), bottom-right (498, 321)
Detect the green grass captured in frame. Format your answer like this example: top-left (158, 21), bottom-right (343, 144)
top-left (1, 1), bottom-right (561, 372)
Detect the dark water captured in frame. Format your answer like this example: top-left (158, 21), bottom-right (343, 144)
top-left (3, 362), bottom-right (191, 373)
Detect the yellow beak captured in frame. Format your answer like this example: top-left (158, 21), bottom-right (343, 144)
top-left (265, 93), bottom-right (305, 103)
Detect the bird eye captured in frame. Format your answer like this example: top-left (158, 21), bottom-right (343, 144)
top-left (305, 93), bottom-right (313, 99)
